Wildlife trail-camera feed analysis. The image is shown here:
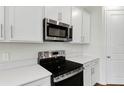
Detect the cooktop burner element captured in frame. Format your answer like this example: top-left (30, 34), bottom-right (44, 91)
top-left (38, 50), bottom-right (83, 86)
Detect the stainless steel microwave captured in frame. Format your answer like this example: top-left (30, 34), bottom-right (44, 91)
top-left (43, 18), bottom-right (72, 42)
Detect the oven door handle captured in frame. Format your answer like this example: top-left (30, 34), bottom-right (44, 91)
top-left (53, 67), bottom-right (83, 83)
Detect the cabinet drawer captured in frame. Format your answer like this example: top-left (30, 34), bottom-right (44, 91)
top-left (24, 76), bottom-right (50, 86)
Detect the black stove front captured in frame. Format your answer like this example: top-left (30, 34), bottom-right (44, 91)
top-left (38, 50), bottom-right (83, 86)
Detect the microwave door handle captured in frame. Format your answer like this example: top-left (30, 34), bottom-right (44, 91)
top-left (68, 29), bottom-right (70, 40)
top-left (68, 28), bottom-right (71, 41)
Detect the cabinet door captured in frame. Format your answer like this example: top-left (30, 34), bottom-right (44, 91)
top-left (45, 6), bottom-right (58, 21)
top-left (61, 6), bottom-right (72, 24)
top-left (91, 64), bottom-right (98, 85)
top-left (82, 10), bottom-right (91, 43)
top-left (45, 6), bottom-right (72, 24)
top-left (84, 65), bottom-right (92, 86)
top-left (0, 7), bottom-right (4, 40)
top-left (71, 7), bottom-right (83, 43)
top-left (9, 6), bottom-right (43, 42)
top-left (91, 60), bottom-right (99, 85)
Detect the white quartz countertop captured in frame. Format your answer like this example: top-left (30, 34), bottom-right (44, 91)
top-left (0, 64), bottom-right (52, 86)
top-left (67, 55), bottom-right (99, 64)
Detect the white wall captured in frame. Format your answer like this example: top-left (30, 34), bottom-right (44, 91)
top-left (82, 6), bottom-right (106, 84)
top-left (0, 42), bottom-right (83, 63)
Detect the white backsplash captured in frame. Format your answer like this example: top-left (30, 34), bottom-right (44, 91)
top-left (0, 42), bottom-right (83, 64)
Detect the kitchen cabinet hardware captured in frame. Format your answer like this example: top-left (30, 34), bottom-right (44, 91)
top-left (11, 25), bottom-right (13, 38)
top-left (1, 24), bottom-right (3, 38)
top-left (58, 12), bottom-right (62, 21)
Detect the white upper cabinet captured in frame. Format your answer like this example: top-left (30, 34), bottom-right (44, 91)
top-left (82, 10), bottom-right (91, 43)
top-left (61, 6), bottom-right (72, 24)
top-left (0, 7), bottom-right (4, 40)
top-left (71, 6), bottom-right (91, 44)
top-left (44, 6), bottom-right (72, 24)
top-left (71, 6), bottom-right (83, 43)
top-left (9, 7), bottom-right (43, 42)
top-left (44, 6), bottom-right (58, 21)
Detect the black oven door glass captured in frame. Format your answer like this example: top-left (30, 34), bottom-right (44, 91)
top-left (53, 71), bottom-right (83, 86)
top-left (47, 23), bottom-right (68, 38)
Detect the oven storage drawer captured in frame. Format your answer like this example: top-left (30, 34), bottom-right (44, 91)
top-left (53, 71), bottom-right (83, 86)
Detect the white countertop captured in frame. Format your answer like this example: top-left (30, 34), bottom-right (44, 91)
top-left (0, 64), bottom-right (52, 86)
top-left (0, 56), bottom-right (99, 86)
top-left (67, 55), bottom-right (99, 64)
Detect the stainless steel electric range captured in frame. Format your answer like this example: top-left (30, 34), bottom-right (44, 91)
top-left (38, 50), bottom-right (83, 86)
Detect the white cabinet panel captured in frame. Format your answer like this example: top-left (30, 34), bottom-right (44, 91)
top-left (44, 6), bottom-right (71, 24)
top-left (61, 6), bottom-right (72, 24)
top-left (71, 7), bottom-right (91, 44)
top-left (0, 7), bottom-right (4, 40)
top-left (45, 6), bottom-right (58, 21)
top-left (91, 63), bottom-right (98, 85)
top-left (82, 10), bottom-right (91, 43)
top-left (84, 60), bottom-right (99, 86)
top-left (9, 6), bottom-right (43, 42)
top-left (84, 65), bottom-right (92, 86)
top-left (71, 6), bottom-right (83, 43)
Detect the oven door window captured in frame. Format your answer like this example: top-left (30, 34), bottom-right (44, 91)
top-left (53, 71), bottom-right (83, 86)
top-left (47, 24), bottom-right (68, 38)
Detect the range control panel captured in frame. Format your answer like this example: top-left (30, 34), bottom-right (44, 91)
top-left (38, 50), bottom-right (65, 59)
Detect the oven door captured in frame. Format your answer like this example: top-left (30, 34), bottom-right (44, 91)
top-left (44, 23), bottom-right (69, 41)
top-left (52, 71), bottom-right (83, 86)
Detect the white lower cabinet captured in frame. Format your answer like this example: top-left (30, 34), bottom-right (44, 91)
top-left (91, 62), bottom-right (98, 85)
top-left (23, 76), bottom-right (51, 86)
top-left (84, 64), bottom-right (92, 86)
top-left (83, 60), bottom-right (99, 86)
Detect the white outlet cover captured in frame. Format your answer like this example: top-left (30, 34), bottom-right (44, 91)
top-left (2, 53), bottom-right (9, 62)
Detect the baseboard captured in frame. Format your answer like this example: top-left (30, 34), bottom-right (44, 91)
top-left (94, 83), bottom-right (106, 86)
top-left (95, 83), bottom-right (124, 86)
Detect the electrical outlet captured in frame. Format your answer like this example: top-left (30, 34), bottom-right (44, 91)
top-left (2, 52), bottom-right (9, 62)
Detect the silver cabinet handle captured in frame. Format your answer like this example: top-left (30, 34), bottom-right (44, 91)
top-left (58, 12), bottom-right (62, 21)
top-left (81, 36), bottom-right (85, 42)
top-left (1, 24), bottom-right (3, 38)
top-left (91, 68), bottom-right (94, 75)
top-left (11, 25), bottom-right (13, 38)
